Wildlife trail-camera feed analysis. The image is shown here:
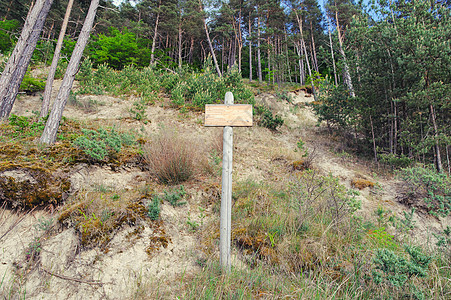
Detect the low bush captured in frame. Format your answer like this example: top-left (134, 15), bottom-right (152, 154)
top-left (398, 165), bottom-right (451, 217)
top-left (255, 105), bottom-right (284, 130)
top-left (73, 127), bottom-right (135, 162)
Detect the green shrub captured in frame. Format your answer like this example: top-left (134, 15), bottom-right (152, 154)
top-left (19, 73), bottom-right (45, 94)
top-left (162, 186), bottom-right (187, 207)
top-left (372, 245), bottom-right (431, 288)
top-left (398, 166), bottom-right (451, 217)
top-left (147, 196), bottom-right (161, 221)
top-left (73, 127), bottom-right (135, 161)
top-left (255, 105), bottom-right (284, 130)
top-left (0, 19), bottom-right (19, 53)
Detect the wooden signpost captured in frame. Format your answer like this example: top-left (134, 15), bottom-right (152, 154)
top-left (205, 91), bottom-right (253, 272)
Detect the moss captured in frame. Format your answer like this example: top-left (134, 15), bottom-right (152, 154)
top-left (145, 222), bottom-right (171, 256)
top-left (351, 178), bottom-right (375, 190)
top-left (0, 167), bottom-right (71, 209)
top-left (291, 160), bottom-right (309, 171)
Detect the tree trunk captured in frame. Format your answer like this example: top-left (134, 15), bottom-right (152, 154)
top-left (199, 0), bottom-right (221, 76)
top-left (257, 13), bottom-right (262, 82)
top-left (178, 21), bottom-right (183, 69)
top-left (310, 23), bottom-right (319, 73)
top-left (237, 7), bottom-right (242, 72)
top-left (40, 0), bottom-right (74, 119)
top-left (0, 0), bottom-right (53, 120)
top-left (294, 10), bottom-right (315, 99)
top-left (150, 0), bottom-right (161, 66)
top-left (40, 0), bottom-right (100, 144)
top-left (335, 10), bottom-right (355, 97)
top-left (430, 104), bottom-right (443, 173)
top-left (248, 12), bottom-right (252, 82)
top-left (327, 16), bottom-right (338, 86)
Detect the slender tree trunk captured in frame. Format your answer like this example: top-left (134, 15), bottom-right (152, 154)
top-left (178, 21), bottom-right (183, 69)
top-left (40, 0), bottom-right (99, 144)
top-left (40, 0), bottom-right (74, 119)
top-left (327, 16), bottom-right (338, 85)
top-left (335, 10), bottom-right (355, 97)
top-left (237, 7), bottom-right (242, 72)
top-left (199, 0), bottom-right (221, 76)
top-left (248, 12), bottom-right (252, 82)
top-left (0, 0), bottom-right (53, 119)
top-left (189, 37), bottom-right (194, 64)
top-left (257, 12), bottom-right (262, 82)
top-left (370, 115), bottom-right (378, 162)
top-left (430, 104), bottom-right (443, 172)
top-left (310, 23), bottom-right (319, 73)
top-left (150, 0), bottom-right (161, 66)
top-left (294, 10), bottom-right (315, 99)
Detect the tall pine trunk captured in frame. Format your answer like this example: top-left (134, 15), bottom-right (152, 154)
top-left (40, 0), bottom-right (100, 144)
top-left (335, 10), bottom-right (355, 97)
top-left (150, 0), bottom-right (161, 66)
top-left (327, 15), bottom-right (338, 86)
top-left (0, 0), bottom-right (53, 119)
top-left (199, 0), bottom-right (221, 76)
top-left (40, 0), bottom-right (74, 118)
top-left (248, 12), bottom-right (252, 82)
top-left (257, 13), bottom-right (262, 82)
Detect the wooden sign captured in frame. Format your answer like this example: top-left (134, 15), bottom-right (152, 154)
top-left (205, 104), bottom-right (253, 127)
top-left (204, 92), bottom-right (253, 273)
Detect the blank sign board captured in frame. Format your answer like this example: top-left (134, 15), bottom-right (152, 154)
top-left (204, 104), bottom-right (253, 127)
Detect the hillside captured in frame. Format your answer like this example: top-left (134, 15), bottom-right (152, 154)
top-left (0, 80), bottom-right (450, 299)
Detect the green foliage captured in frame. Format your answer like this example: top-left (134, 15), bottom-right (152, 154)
top-left (19, 72), bottom-right (45, 94)
top-left (399, 166), bottom-right (451, 217)
top-left (255, 105), bottom-right (284, 130)
top-left (73, 127), bottom-right (135, 161)
top-left (147, 196), bottom-right (161, 221)
top-left (161, 185), bottom-right (187, 207)
top-left (372, 245), bottom-right (431, 288)
top-left (129, 98), bottom-right (147, 121)
top-left (170, 62), bottom-right (254, 109)
top-left (88, 27), bottom-right (150, 69)
top-left (8, 114), bottom-right (45, 137)
top-left (378, 153), bottom-right (413, 169)
top-left (0, 19), bottom-right (19, 53)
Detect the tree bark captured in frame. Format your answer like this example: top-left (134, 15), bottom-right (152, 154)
top-left (257, 11), bottom-right (262, 82)
top-left (248, 12), bottom-right (252, 82)
top-left (150, 0), bottom-right (161, 66)
top-left (335, 10), bottom-right (355, 97)
top-left (430, 104), bottom-right (443, 173)
top-left (40, 0), bottom-right (74, 119)
top-left (294, 10), bottom-right (315, 99)
top-left (178, 20), bottom-right (183, 69)
top-left (0, 0), bottom-right (52, 119)
top-left (199, 0), bottom-right (221, 76)
top-left (327, 16), bottom-right (338, 86)
top-left (0, 0), bottom-right (53, 120)
top-left (40, 0), bottom-right (100, 144)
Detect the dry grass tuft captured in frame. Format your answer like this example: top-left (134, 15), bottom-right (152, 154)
top-left (143, 129), bottom-right (196, 184)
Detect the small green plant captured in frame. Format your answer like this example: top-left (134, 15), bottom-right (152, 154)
top-left (25, 237), bottom-right (42, 261)
top-left (294, 138), bottom-right (308, 157)
top-left (186, 213), bottom-right (199, 232)
top-left (400, 207), bottom-right (416, 233)
top-left (372, 245), bottom-right (431, 288)
top-left (73, 127), bottom-right (135, 161)
top-left (129, 98), bottom-right (147, 121)
top-left (255, 105), bottom-right (284, 130)
top-left (162, 186), bottom-right (187, 207)
top-left (33, 217), bottom-right (53, 232)
top-left (147, 196), bottom-right (161, 221)
top-left (19, 72), bottom-right (45, 94)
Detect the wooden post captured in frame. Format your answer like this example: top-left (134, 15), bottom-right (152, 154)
top-left (220, 92), bottom-right (233, 272)
top-left (205, 92), bottom-right (252, 273)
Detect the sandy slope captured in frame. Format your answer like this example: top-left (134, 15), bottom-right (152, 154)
top-left (1, 88), bottom-right (449, 299)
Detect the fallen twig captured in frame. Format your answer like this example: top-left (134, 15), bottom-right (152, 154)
top-left (41, 267), bottom-right (105, 286)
